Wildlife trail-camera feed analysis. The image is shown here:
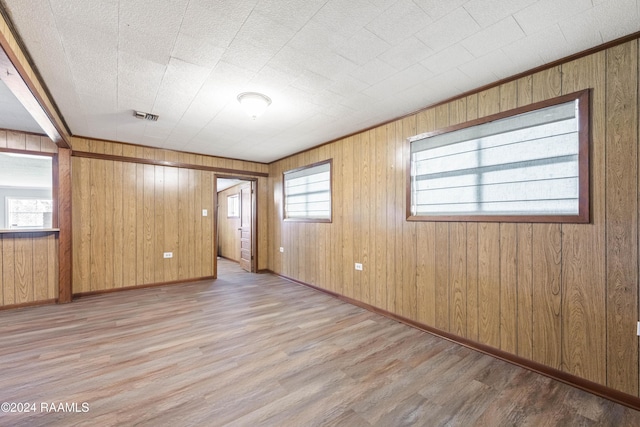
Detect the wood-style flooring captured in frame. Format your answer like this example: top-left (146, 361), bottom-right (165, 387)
top-left (1, 259), bottom-right (639, 426)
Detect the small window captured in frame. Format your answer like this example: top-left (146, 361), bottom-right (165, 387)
top-left (284, 160), bottom-right (332, 222)
top-left (0, 151), bottom-right (54, 229)
top-left (408, 90), bottom-right (589, 223)
top-left (227, 194), bottom-right (239, 218)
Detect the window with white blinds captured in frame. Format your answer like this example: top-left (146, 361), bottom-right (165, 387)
top-left (284, 160), bottom-right (332, 222)
top-left (409, 90), bottom-right (589, 223)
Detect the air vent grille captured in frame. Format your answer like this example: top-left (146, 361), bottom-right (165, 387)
top-left (133, 111), bottom-right (159, 121)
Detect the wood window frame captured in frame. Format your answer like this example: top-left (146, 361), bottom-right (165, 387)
top-left (406, 89), bottom-right (591, 223)
top-left (283, 159), bottom-right (333, 223)
top-left (0, 148), bottom-right (58, 231)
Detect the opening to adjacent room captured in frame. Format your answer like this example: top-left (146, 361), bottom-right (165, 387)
top-left (215, 176), bottom-right (257, 276)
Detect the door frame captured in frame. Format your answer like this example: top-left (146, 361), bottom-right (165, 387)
top-left (214, 175), bottom-right (258, 275)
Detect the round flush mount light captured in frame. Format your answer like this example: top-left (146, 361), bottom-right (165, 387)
top-left (237, 92), bottom-right (272, 120)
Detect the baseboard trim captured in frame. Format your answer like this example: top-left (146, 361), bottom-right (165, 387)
top-left (217, 255), bottom-right (239, 263)
top-left (73, 276), bottom-right (216, 298)
top-left (271, 271), bottom-right (640, 411)
top-left (0, 299), bottom-right (57, 311)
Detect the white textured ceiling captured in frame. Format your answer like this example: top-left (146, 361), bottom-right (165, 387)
top-left (0, 79), bottom-right (44, 134)
top-left (1, 0), bottom-right (639, 163)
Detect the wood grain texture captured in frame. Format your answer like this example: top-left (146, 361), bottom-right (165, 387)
top-left (433, 105), bottom-right (450, 332)
top-left (448, 99), bottom-right (467, 337)
top-left (499, 81), bottom-right (518, 355)
top-left (266, 36), bottom-right (640, 399)
top-left (561, 52), bottom-right (607, 385)
top-left (499, 223), bottom-right (517, 354)
top-left (71, 155), bottom-right (224, 294)
top-left (71, 136), bottom-right (269, 272)
top-left (465, 94), bottom-right (480, 343)
top-left (0, 231), bottom-right (56, 308)
top-left (343, 137), bottom-right (354, 299)
top-left (2, 259), bottom-right (640, 426)
top-left (217, 185), bottom-right (242, 262)
top-left (515, 75), bottom-right (534, 361)
top-left (0, 137), bottom-right (60, 308)
top-left (531, 66), bottom-right (563, 370)
top-left (478, 223), bottom-right (500, 349)
top-left (374, 126), bottom-right (387, 310)
top-left (352, 134), bottom-right (363, 302)
top-left (56, 148), bottom-right (72, 303)
top-left (605, 41), bottom-right (638, 395)
top-left (400, 116), bottom-right (417, 320)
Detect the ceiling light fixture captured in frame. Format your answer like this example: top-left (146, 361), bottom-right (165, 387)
top-left (237, 92), bottom-right (272, 120)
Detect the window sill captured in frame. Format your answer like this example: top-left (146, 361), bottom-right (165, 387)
top-left (0, 228), bottom-right (60, 234)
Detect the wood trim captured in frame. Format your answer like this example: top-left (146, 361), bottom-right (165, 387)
top-left (213, 178), bottom-right (218, 276)
top-left (0, 39), bottom-right (70, 148)
top-left (406, 89), bottom-right (590, 224)
top-left (282, 158), bottom-right (333, 223)
top-left (283, 218), bottom-right (332, 223)
top-left (407, 90), bottom-right (589, 142)
top-left (73, 134), bottom-right (269, 167)
top-left (52, 152), bottom-right (59, 228)
top-left (0, 148), bottom-right (58, 234)
top-left (271, 32), bottom-right (640, 166)
top-left (217, 254), bottom-right (239, 263)
top-left (73, 276), bottom-right (216, 298)
top-left (251, 180), bottom-right (258, 273)
top-left (215, 175), bottom-right (260, 274)
top-left (271, 271), bottom-right (640, 412)
top-left (57, 148), bottom-right (72, 303)
top-left (282, 158), bottom-right (333, 176)
top-left (0, 228), bottom-right (59, 234)
top-left (0, 299), bottom-right (56, 311)
top-left (72, 150), bottom-right (268, 177)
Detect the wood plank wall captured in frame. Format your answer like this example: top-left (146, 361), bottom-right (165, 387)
top-left (217, 185), bottom-right (242, 262)
top-left (268, 39), bottom-right (640, 397)
top-left (0, 131), bottom-right (58, 307)
top-left (71, 137), bottom-right (269, 294)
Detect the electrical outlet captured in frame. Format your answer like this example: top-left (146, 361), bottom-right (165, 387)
top-left (163, 252), bottom-right (173, 259)
top-left (279, 247), bottom-right (284, 253)
top-left (355, 263), bottom-right (363, 271)
top-left (202, 209), bottom-right (208, 217)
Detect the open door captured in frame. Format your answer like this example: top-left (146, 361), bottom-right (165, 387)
top-left (239, 182), bottom-right (254, 272)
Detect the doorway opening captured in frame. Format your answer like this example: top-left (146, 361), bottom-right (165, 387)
top-left (215, 176), bottom-right (257, 276)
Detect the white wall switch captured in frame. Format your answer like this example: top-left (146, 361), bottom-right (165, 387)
top-left (163, 252), bottom-right (173, 258)
top-left (279, 247), bottom-right (284, 253)
top-left (202, 209), bottom-right (208, 216)
top-left (355, 263), bottom-right (363, 271)
top-left (637, 321), bottom-right (640, 336)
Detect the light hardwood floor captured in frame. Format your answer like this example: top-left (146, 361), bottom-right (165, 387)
top-left (1, 259), bottom-right (639, 426)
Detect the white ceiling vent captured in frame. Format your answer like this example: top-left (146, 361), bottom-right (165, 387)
top-left (133, 110), bottom-right (159, 121)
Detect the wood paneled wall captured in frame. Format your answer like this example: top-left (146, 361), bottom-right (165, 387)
top-left (217, 185), bottom-right (241, 262)
top-left (0, 131), bottom-right (58, 308)
top-left (71, 137), bottom-right (269, 175)
top-left (71, 138), bottom-right (269, 293)
top-left (268, 39), bottom-right (640, 397)
top-left (72, 157), bottom-right (215, 292)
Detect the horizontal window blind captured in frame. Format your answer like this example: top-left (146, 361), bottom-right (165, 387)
top-left (410, 99), bottom-right (582, 218)
top-left (284, 161), bottom-right (331, 221)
